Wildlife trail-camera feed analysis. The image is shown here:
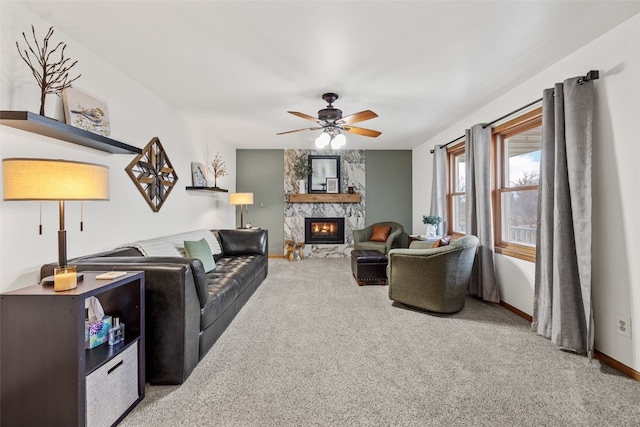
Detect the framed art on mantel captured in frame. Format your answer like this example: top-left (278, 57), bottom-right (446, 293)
top-left (326, 178), bottom-right (339, 193)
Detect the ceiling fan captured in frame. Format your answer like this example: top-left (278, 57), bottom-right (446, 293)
top-left (277, 93), bottom-right (381, 148)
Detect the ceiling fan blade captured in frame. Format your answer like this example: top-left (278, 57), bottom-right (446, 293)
top-left (342, 126), bottom-right (382, 138)
top-left (340, 110), bottom-right (378, 125)
top-left (288, 111), bottom-right (319, 122)
top-left (276, 127), bottom-right (321, 135)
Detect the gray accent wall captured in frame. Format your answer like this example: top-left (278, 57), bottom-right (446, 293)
top-left (236, 150), bottom-right (285, 254)
top-left (236, 149), bottom-right (412, 255)
top-left (365, 150), bottom-right (412, 247)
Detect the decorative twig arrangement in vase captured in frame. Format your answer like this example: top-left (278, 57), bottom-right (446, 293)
top-left (422, 215), bottom-right (442, 237)
top-left (208, 152), bottom-right (227, 189)
top-left (292, 153), bottom-right (313, 194)
top-left (16, 25), bottom-right (81, 116)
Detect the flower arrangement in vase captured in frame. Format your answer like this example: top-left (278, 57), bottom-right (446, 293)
top-left (422, 215), bottom-right (442, 237)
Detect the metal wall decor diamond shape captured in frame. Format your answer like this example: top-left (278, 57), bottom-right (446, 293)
top-left (125, 137), bottom-right (178, 212)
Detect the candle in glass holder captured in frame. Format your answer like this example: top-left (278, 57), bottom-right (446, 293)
top-left (54, 266), bottom-right (77, 291)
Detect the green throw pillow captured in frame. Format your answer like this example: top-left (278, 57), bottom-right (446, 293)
top-left (184, 238), bottom-right (216, 273)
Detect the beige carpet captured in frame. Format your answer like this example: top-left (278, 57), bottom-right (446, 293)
top-left (121, 258), bottom-right (640, 426)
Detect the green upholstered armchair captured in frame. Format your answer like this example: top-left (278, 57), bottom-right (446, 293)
top-left (353, 221), bottom-right (404, 255)
top-left (387, 235), bottom-right (479, 313)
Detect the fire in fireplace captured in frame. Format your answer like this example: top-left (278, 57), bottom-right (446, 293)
top-left (305, 217), bottom-right (345, 244)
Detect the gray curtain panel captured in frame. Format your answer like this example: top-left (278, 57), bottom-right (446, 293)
top-left (430, 145), bottom-right (447, 235)
top-left (532, 77), bottom-right (594, 358)
top-left (465, 124), bottom-right (500, 303)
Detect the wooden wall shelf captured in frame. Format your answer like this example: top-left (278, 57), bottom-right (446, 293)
top-left (0, 110), bottom-right (141, 154)
top-left (185, 186), bottom-right (229, 193)
top-left (288, 193), bottom-right (361, 203)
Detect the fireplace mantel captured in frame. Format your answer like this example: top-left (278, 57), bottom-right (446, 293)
top-left (288, 193), bottom-right (361, 203)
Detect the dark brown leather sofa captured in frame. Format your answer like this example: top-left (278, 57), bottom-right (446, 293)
top-left (41, 229), bottom-right (268, 385)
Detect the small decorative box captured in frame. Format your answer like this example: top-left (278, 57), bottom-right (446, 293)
top-left (85, 315), bottom-right (112, 349)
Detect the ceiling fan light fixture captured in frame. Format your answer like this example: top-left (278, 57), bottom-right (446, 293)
top-left (315, 132), bottom-right (330, 148)
top-left (331, 133), bottom-right (346, 149)
top-left (278, 92), bottom-right (380, 143)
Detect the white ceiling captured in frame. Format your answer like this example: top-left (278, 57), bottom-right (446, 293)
top-left (20, 1), bottom-right (640, 150)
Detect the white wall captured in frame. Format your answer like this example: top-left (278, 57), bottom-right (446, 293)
top-left (413, 15), bottom-right (640, 371)
top-left (0, 3), bottom-right (236, 292)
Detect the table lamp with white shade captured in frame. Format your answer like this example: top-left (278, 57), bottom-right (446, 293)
top-left (229, 192), bottom-right (253, 229)
top-left (2, 158), bottom-right (110, 291)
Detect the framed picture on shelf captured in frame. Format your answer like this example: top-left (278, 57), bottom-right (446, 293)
top-left (326, 178), bottom-right (339, 193)
top-left (61, 87), bottom-right (111, 136)
top-left (190, 162), bottom-right (208, 187)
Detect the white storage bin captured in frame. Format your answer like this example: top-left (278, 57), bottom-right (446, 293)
top-left (86, 342), bottom-right (139, 427)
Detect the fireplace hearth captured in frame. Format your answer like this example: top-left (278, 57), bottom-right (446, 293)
top-left (305, 217), bottom-right (345, 244)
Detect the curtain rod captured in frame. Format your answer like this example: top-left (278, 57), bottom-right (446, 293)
top-left (429, 70), bottom-right (599, 154)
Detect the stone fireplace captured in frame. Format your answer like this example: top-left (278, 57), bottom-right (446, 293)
top-left (305, 217), bottom-right (345, 244)
top-left (284, 149), bottom-right (365, 258)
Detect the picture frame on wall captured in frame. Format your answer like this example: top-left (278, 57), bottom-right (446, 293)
top-left (125, 137), bottom-right (178, 212)
top-left (326, 178), bottom-right (339, 193)
top-left (61, 87), bottom-right (111, 136)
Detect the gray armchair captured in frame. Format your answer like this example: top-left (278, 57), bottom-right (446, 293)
top-left (353, 221), bottom-right (404, 255)
top-left (387, 235), bottom-right (479, 313)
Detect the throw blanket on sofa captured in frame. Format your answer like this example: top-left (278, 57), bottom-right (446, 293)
top-left (119, 229), bottom-right (222, 257)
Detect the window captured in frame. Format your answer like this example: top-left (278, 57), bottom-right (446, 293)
top-left (493, 108), bottom-right (542, 262)
top-left (443, 108), bottom-right (541, 262)
top-left (446, 143), bottom-right (466, 236)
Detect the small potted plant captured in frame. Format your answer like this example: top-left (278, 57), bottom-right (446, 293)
top-left (292, 153), bottom-right (313, 194)
top-left (422, 215), bottom-right (442, 237)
